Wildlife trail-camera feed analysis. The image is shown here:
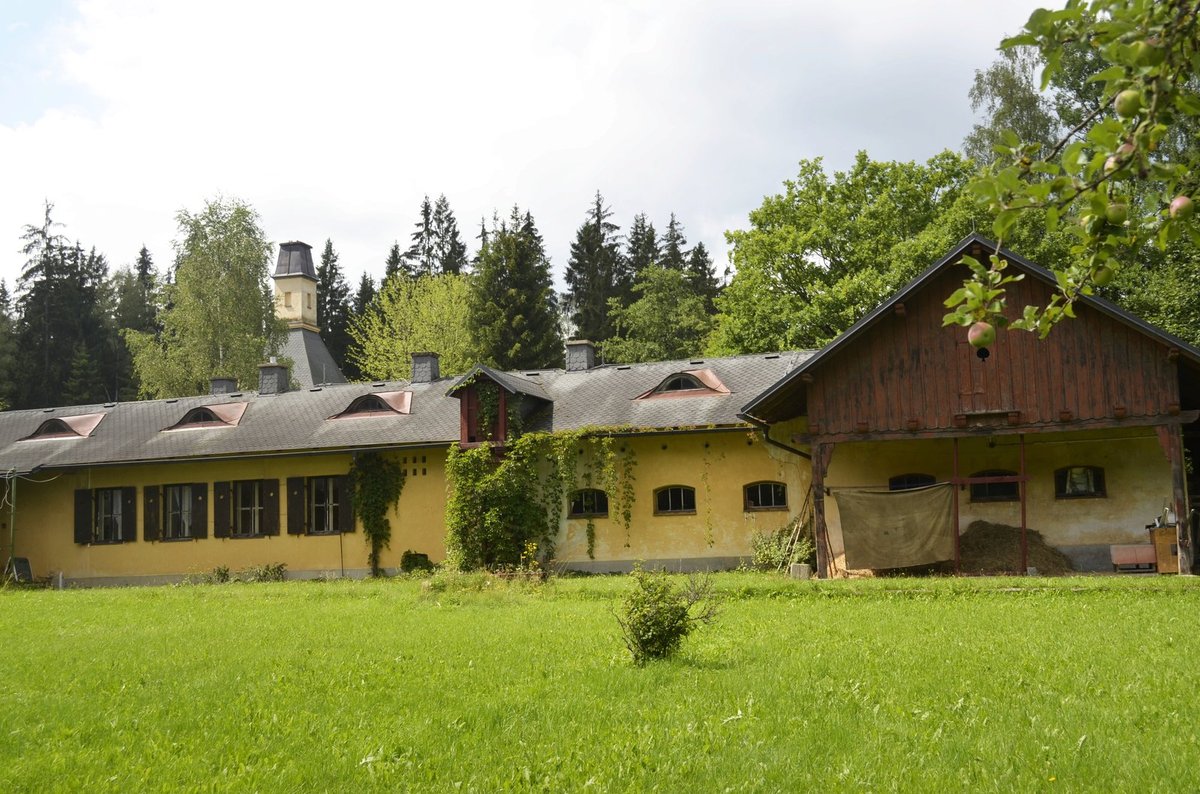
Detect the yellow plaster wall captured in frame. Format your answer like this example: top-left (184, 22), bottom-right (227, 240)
top-left (821, 427), bottom-right (1172, 561)
top-left (8, 447), bottom-right (450, 583)
top-left (555, 430), bottom-right (811, 566)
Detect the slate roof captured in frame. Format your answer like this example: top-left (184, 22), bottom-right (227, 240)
top-left (0, 351), bottom-right (812, 475)
top-left (281, 327), bottom-right (347, 388)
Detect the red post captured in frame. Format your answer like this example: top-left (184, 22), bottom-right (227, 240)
top-left (952, 437), bottom-right (961, 574)
top-left (1019, 434), bottom-right (1028, 574)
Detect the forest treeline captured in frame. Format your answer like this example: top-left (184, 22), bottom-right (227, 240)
top-left (5, 13), bottom-right (1199, 409)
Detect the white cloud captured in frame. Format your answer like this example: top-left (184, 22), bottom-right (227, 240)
top-left (0, 0), bottom-right (1046, 289)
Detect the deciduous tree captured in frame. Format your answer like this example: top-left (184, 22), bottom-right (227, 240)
top-left (348, 273), bottom-right (472, 380)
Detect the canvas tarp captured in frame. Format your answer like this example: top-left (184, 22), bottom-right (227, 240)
top-left (834, 483), bottom-right (955, 569)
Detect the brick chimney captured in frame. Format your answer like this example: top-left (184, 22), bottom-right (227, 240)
top-left (411, 352), bottom-right (440, 383)
top-left (565, 340), bottom-right (596, 372)
top-left (258, 358), bottom-right (290, 395)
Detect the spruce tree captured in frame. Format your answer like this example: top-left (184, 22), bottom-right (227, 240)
top-left (0, 283), bottom-right (18, 410)
top-left (660, 213), bottom-right (688, 270)
top-left (432, 194), bottom-right (469, 275)
top-left (316, 239), bottom-right (353, 370)
top-left (384, 243), bottom-right (410, 282)
top-left (62, 341), bottom-right (105, 405)
top-left (626, 213), bottom-right (660, 274)
top-left (469, 206), bottom-right (563, 369)
top-left (564, 191), bottom-right (628, 343)
top-left (15, 204), bottom-right (111, 408)
top-left (353, 272), bottom-right (377, 316)
top-left (406, 196), bottom-right (437, 276)
top-left (685, 241), bottom-right (720, 311)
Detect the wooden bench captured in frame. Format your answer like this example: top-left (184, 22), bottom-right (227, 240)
top-left (1110, 544), bottom-right (1156, 573)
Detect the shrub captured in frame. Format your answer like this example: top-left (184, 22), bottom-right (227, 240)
top-left (616, 565), bottom-right (719, 665)
top-left (750, 520), bottom-right (816, 572)
top-left (400, 550), bottom-right (435, 574)
top-left (242, 563), bottom-right (287, 583)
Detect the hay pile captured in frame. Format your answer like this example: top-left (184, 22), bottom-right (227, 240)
top-left (831, 520), bottom-right (1075, 577)
top-left (957, 520), bottom-right (1074, 575)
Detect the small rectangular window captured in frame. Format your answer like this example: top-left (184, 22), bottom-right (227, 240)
top-left (309, 476), bottom-right (339, 534)
top-left (1055, 466), bottom-right (1106, 499)
top-left (163, 484), bottom-right (193, 539)
top-left (94, 488), bottom-right (124, 542)
top-left (569, 489), bottom-right (609, 518)
top-left (233, 481), bottom-right (263, 537)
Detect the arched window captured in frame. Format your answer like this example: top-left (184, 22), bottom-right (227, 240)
top-left (744, 481), bottom-right (787, 510)
top-left (969, 470), bottom-right (1019, 502)
top-left (889, 473), bottom-right (936, 491)
top-left (1055, 466), bottom-right (1106, 498)
top-left (28, 418), bottom-right (78, 439)
top-left (657, 374), bottom-right (705, 393)
top-left (654, 485), bottom-right (696, 515)
top-left (177, 408), bottom-right (221, 426)
top-left (569, 489), bottom-right (609, 518)
top-left (343, 395), bottom-right (391, 415)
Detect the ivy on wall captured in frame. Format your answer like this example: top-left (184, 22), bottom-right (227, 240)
top-left (444, 428), bottom-right (638, 570)
top-left (349, 451), bottom-right (407, 576)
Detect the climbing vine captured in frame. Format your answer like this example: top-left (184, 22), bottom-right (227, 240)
top-left (701, 442), bottom-right (714, 547)
top-left (349, 451), bottom-right (407, 576)
top-left (444, 428), bottom-right (639, 570)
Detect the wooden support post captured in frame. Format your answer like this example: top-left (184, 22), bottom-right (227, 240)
top-left (952, 437), bottom-right (960, 575)
top-left (1020, 434), bottom-right (1028, 574)
top-left (812, 442), bottom-right (834, 579)
top-left (1157, 424), bottom-right (1193, 575)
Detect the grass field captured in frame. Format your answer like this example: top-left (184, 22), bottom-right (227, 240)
top-left (1, 573), bottom-right (1199, 792)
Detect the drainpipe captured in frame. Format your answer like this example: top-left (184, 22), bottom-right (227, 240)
top-left (739, 413), bottom-right (812, 460)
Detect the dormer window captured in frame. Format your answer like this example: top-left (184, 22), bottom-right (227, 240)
top-left (329, 391), bottom-right (411, 419)
top-left (164, 402), bottom-right (247, 431)
top-left (180, 408), bottom-right (221, 426)
top-left (635, 368), bottom-right (731, 400)
top-left (659, 374), bottom-right (705, 393)
top-left (23, 413), bottom-right (106, 440)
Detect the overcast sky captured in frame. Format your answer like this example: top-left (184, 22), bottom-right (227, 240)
top-left (0, 0), bottom-right (1047, 293)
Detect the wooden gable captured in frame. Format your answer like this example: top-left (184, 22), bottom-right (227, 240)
top-left (804, 263), bottom-right (1181, 439)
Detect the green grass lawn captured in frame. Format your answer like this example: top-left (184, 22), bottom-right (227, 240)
top-left (1, 573), bottom-right (1199, 792)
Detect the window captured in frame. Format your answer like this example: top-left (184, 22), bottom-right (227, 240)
top-left (658, 374), bottom-right (705, 393)
top-left (74, 487), bottom-right (136, 544)
top-left (330, 391), bottom-right (411, 419)
top-left (744, 481), bottom-right (787, 510)
top-left (969, 470), bottom-right (1020, 502)
top-left (143, 483), bottom-right (208, 541)
top-left (345, 395), bottom-right (390, 415)
top-left (234, 481), bottom-right (262, 537)
top-left (1055, 466), bottom-right (1106, 499)
top-left (179, 407), bottom-right (220, 425)
top-left (24, 413), bottom-right (106, 440)
top-left (655, 486), bottom-right (696, 515)
top-left (213, 479), bottom-right (280, 538)
top-left (889, 473), bottom-right (936, 491)
top-left (164, 484), bottom-right (194, 539)
top-left (569, 489), bottom-right (609, 518)
top-left (28, 419), bottom-right (76, 438)
top-left (286, 476), bottom-right (354, 535)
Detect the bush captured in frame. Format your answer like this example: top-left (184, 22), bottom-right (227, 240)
top-left (400, 550), bottom-right (435, 574)
top-left (616, 565), bottom-right (718, 665)
top-left (750, 520), bottom-right (815, 572)
top-left (242, 563), bottom-right (287, 583)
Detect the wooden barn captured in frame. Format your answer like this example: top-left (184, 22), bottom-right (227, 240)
top-left (741, 234), bottom-right (1200, 576)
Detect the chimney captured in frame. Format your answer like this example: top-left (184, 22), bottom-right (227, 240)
top-left (565, 339), bottom-right (595, 372)
top-left (258, 357), bottom-right (290, 395)
top-left (210, 377), bottom-right (237, 395)
top-left (411, 352), bottom-right (440, 383)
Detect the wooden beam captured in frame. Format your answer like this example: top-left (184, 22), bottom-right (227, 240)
top-left (793, 410), bottom-right (1200, 446)
top-left (812, 443), bottom-right (834, 579)
top-left (1156, 424), bottom-right (1193, 575)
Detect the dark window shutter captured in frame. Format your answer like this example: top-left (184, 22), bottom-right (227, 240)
top-left (261, 479), bottom-right (280, 536)
top-left (120, 487), bottom-right (137, 542)
top-left (144, 485), bottom-right (161, 542)
top-left (336, 475), bottom-right (355, 533)
top-left (213, 481), bottom-right (231, 538)
top-left (192, 483), bottom-right (208, 539)
top-left (74, 489), bottom-right (92, 544)
top-left (286, 477), bottom-right (306, 535)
